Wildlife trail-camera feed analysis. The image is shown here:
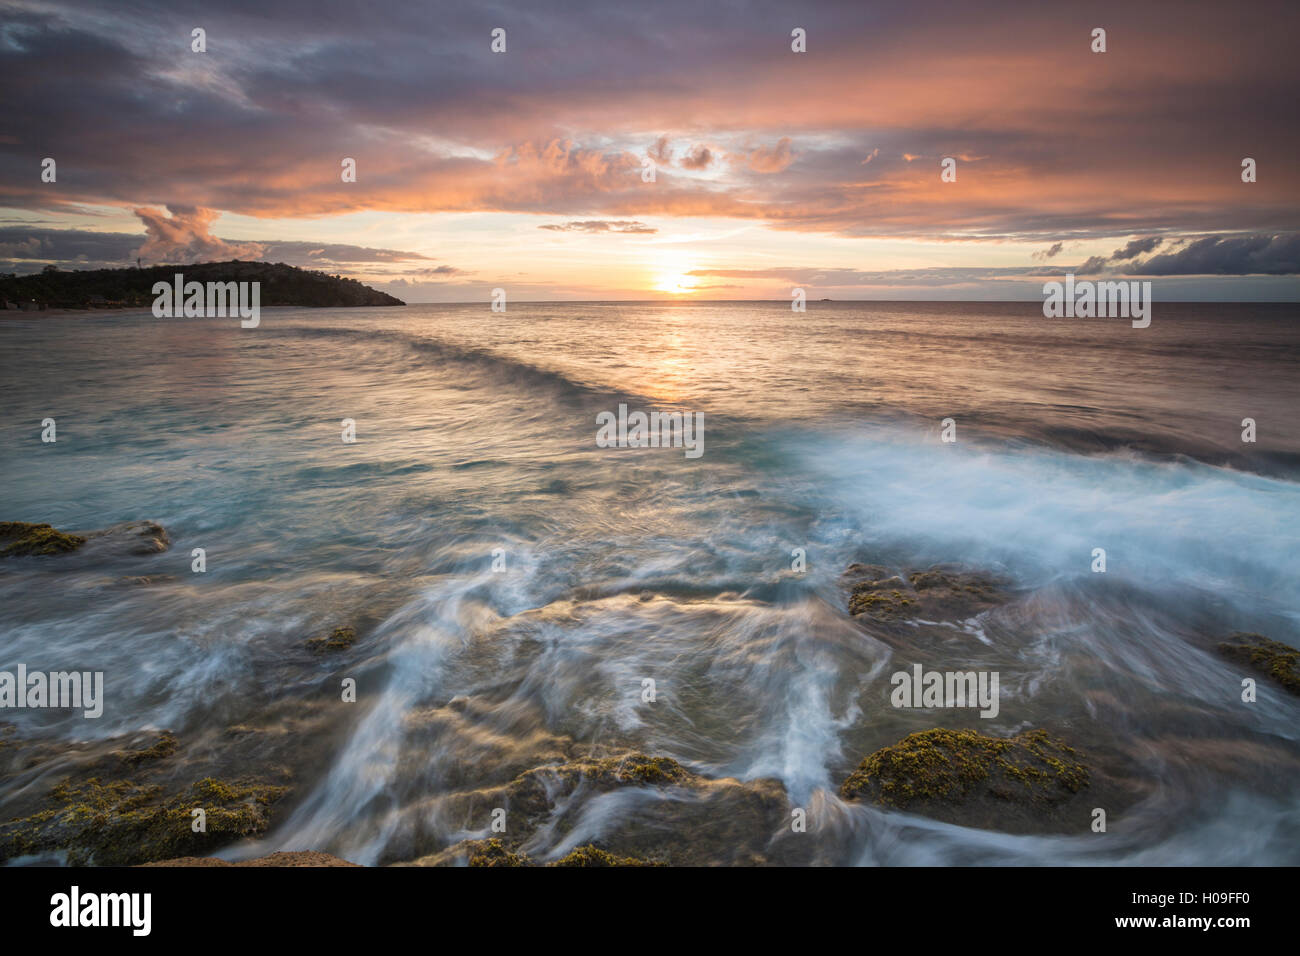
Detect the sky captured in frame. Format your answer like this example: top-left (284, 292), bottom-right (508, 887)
top-left (2, 0), bottom-right (1298, 301)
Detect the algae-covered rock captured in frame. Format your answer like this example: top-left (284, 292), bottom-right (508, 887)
top-left (0, 775), bottom-right (286, 866)
top-left (447, 838), bottom-right (661, 867)
top-left (843, 563), bottom-right (1008, 623)
top-left (472, 752), bottom-right (690, 821)
top-left (398, 746), bottom-right (807, 867)
top-left (840, 728), bottom-right (1091, 833)
top-left (115, 732), bottom-right (178, 767)
top-left (1218, 633), bottom-right (1300, 696)
top-left (549, 844), bottom-right (663, 867)
top-left (0, 519), bottom-right (169, 560)
top-left (466, 838), bottom-right (531, 867)
top-left (590, 753), bottom-right (690, 786)
top-left (142, 851), bottom-right (360, 867)
top-left (0, 521), bottom-right (86, 557)
top-left (307, 625), bottom-right (358, 653)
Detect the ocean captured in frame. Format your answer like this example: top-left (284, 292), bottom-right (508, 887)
top-left (1, 300), bottom-right (1298, 865)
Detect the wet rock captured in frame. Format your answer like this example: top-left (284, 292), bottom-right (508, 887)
top-left (141, 851), bottom-right (360, 867)
top-left (462, 838), bottom-right (530, 867)
top-left (1, 520), bottom-right (171, 560)
top-left (307, 625), bottom-right (358, 653)
top-left (549, 844), bottom-right (664, 867)
top-left (0, 726), bottom-right (297, 866)
top-left (1218, 633), bottom-right (1300, 696)
top-left (839, 727), bottom-right (1092, 834)
top-left (843, 563), bottom-right (1009, 623)
top-left (117, 574), bottom-right (178, 587)
top-left (0, 775), bottom-right (286, 866)
top-left (0, 521), bottom-right (85, 557)
top-left (445, 752), bottom-right (692, 826)
top-left (435, 838), bottom-right (663, 867)
top-left (115, 732), bottom-right (178, 767)
top-left (80, 520), bottom-right (170, 557)
top-left (402, 749), bottom-right (809, 866)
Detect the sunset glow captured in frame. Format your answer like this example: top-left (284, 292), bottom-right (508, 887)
top-left (1, 1), bottom-right (1296, 300)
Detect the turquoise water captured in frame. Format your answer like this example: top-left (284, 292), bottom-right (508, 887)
top-left (1, 301), bottom-right (1298, 864)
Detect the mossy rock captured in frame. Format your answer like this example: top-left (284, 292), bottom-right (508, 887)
top-left (1218, 633), bottom-right (1300, 696)
top-left (115, 732), bottom-right (178, 767)
top-left (590, 753), bottom-right (689, 786)
top-left (142, 850), bottom-right (360, 867)
top-left (466, 838), bottom-right (531, 867)
top-left (843, 563), bottom-right (1007, 623)
top-left (307, 625), bottom-right (357, 653)
top-left (840, 728), bottom-right (1091, 833)
top-left (0, 519), bottom-right (169, 559)
top-left (0, 775), bottom-right (286, 866)
top-left (0, 522), bottom-right (86, 557)
top-left (460, 839), bottom-right (660, 867)
top-left (402, 747), bottom-right (808, 866)
top-left (549, 845), bottom-right (663, 867)
top-left (492, 752), bottom-right (690, 813)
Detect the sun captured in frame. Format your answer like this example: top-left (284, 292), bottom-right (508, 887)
top-left (655, 272), bottom-right (698, 294)
top-left (652, 254), bottom-right (699, 294)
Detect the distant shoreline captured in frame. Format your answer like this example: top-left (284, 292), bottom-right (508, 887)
top-left (0, 260), bottom-right (404, 311)
top-left (1, 304), bottom-right (404, 319)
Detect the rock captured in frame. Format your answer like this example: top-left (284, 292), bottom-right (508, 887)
top-left (0, 775), bottom-right (287, 866)
top-left (141, 851), bottom-right (360, 867)
top-left (441, 752), bottom-right (692, 828)
top-left (117, 575), bottom-right (178, 587)
top-left (463, 838), bottom-right (531, 867)
top-left (114, 732), bottom-right (178, 767)
top-left (549, 844), bottom-right (664, 867)
top-left (0, 519), bottom-right (170, 560)
top-left (1218, 633), bottom-right (1300, 696)
top-left (80, 520), bottom-right (170, 557)
top-left (839, 727), bottom-right (1092, 834)
top-left (0, 521), bottom-right (85, 557)
top-left (843, 563), bottom-right (1009, 623)
top-left (306, 625), bottom-right (358, 653)
top-left (399, 748), bottom-right (809, 867)
top-left (442, 839), bottom-right (662, 867)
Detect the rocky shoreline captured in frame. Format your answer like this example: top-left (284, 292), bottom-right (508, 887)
top-left (3, 517), bottom-right (1298, 865)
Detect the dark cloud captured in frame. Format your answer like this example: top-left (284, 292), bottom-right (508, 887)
top-left (1132, 234), bottom-right (1300, 275)
top-left (0, 228), bottom-right (138, 269)
top-left (1074, 236), bottom-right (1162, 274)
top-left (1032, 241), bottom-right (1065, 261)
top-left (680, 145), bottom-right (714, 170)
top-left (1072, 234), bottom-right (1297, 276)
top-left (258, 242), bottom-right (432, 264)
top-left (692, 236), bottom-right (1300, 285)
top-left (409, 265), bottom-right (463, 276)
top-left (1112, 237), bottom-right (1164, 260)
top-left (0, 224), bottom-right (442, 275)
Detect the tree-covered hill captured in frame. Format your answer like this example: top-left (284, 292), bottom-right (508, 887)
top-left (0, 260), bottom-right (405, 310)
